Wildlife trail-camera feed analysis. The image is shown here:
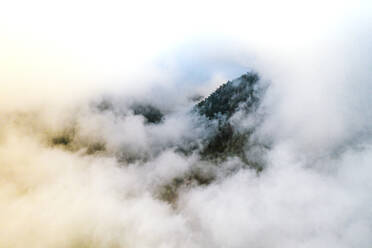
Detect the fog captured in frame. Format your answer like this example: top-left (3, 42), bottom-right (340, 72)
top-left (1, 0), bottom-right (372, 247)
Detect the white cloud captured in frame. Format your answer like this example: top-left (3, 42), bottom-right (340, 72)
top-left (0, 0), bottom-right (371, 247)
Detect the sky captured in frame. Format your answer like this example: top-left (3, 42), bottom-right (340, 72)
top-left (1, 0), bottom-right (371, 105)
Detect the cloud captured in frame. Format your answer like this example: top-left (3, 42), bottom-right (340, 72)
top-left (0, 1), bottom-right (372, 247)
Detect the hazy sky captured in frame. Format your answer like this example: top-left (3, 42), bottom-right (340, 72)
top-left (1, 0), bottom-right (371, 94)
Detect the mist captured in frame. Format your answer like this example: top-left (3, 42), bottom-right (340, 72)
top-left (1, 0), bottom-right (372, 247)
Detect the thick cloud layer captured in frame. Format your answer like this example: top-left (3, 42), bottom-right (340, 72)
top-left (1, 1), bottom-right (372, 247)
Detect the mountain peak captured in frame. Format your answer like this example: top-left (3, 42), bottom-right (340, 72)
top-left (195, 72), bottom-right (261, 120)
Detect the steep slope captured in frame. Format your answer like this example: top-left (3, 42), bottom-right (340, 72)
top-left (194, 72), bottom-right (267, 170)
top-left (195, 72), bottom-right (261, 120)
top-left (160, 72), bottom-right (268, 202)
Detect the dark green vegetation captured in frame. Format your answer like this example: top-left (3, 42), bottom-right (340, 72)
top-left (132, 104), bottom-right (164, 124)
top-left (50, 129), bottom-right (106, 155)
top-left (159, 72), bottom-right (268, 203)
top-left (158, 171), bottom-right (215, 203)
top-left (193, 72), bottom-right (266, 170)
top-left (95, 99), bottom-right (164, 124)
top-left (196, 72), bottom-right (261, 120)
top-left (52, 135), bottom-right (72, 146)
